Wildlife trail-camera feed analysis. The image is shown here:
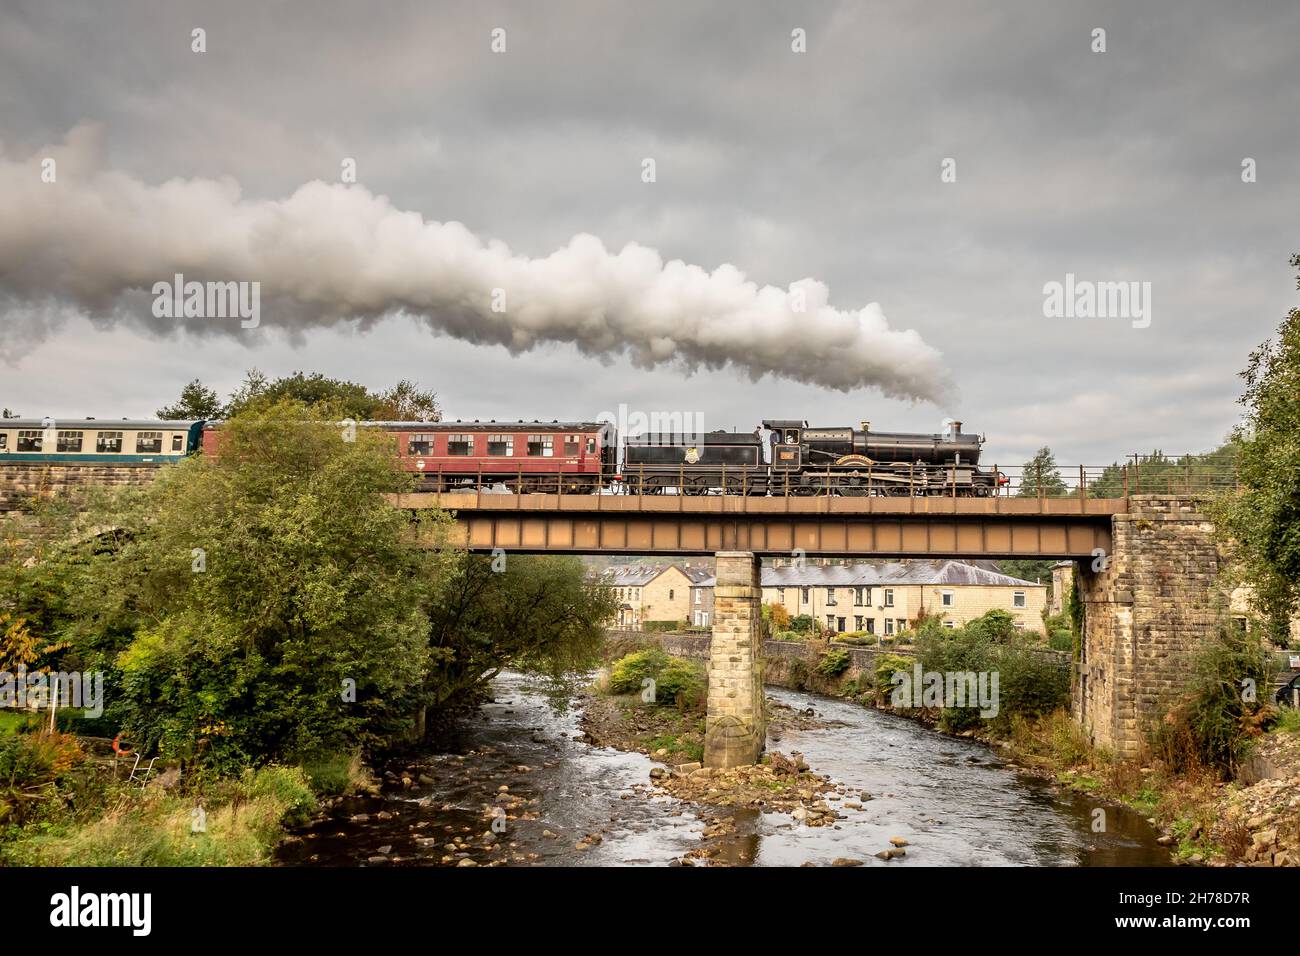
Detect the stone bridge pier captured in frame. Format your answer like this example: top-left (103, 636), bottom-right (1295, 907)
top-left (1073, 495), bottom-right (1224, 758)
top-left (704, 551), bottom-right (766, 768)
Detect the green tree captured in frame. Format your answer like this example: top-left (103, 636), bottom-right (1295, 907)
top-left (224, 370), bottom-right (383, 420)
top-left (423, 553), bottom-right (616, 714)
top-left (373, 379), bottom-right (441, 421)
top-left (71, 400), bottom-right (458, 767)
top-left (1212, 254), bottom-right (1300, 641)
top-left (1017, 447), bottom-right (1068, 497)
top-left (156, 378), bottom-right (225, 419)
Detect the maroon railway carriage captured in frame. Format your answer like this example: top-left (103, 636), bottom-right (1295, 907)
top-left (383, 421), bottom-right (611, 491)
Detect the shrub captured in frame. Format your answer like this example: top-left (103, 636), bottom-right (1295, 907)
top-left (874, 653), bottom-right (914, 698)
top-left (607, 648), bottom-right (671, 694)
top-left (0, 731), bottom-right (85, 826)
top-left (607, 649), bottom-right (702, 710)
top-left (816, 649), bottom-right (852, 678)
top-left (1153, 627), bottom-right (1274, 776)
top-left (789, 614), bottom-right (815, 634)
top-left (655, 660), bottom-right (705, 711)
top-left (641, 620), bottom-right (687, 633)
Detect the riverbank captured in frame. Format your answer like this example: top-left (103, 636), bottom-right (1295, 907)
top-left (609, 632), bottom-right (1299, 866)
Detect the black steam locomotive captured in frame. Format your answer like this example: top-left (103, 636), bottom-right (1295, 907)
top-left (620, 419), bottom-right (1005, 496)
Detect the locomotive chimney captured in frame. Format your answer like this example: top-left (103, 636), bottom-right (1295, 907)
top-left (860, 421), bottom-right (870, 432)
top-left (952, 421), bottom-right (962, 433)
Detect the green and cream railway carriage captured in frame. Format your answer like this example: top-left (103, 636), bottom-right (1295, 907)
top-left (0, 419), bottom-right (205, 464)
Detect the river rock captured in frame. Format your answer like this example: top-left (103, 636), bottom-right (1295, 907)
top-left (831, 858), bottom-right (863, 866)
top-left (889, 836), bottom-right (909, 847)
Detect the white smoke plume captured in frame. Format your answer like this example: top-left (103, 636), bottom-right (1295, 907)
top-left (0, 124), bottom-right (951, 402)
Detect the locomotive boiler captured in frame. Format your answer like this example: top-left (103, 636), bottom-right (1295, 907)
top-left (763, 418), bottom-right (1002, 496)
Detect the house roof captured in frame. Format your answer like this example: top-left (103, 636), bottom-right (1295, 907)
top-left (691, 559), bottom-right (1045, 589)
top-left (603, 563), bottom-right (713, 587)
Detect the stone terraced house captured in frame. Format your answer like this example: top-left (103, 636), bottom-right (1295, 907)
top-left (602, 563), bottom-right (714, 628)
top-left (691, 558), bottom-right (1047, 636)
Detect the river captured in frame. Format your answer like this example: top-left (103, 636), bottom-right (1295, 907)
top-left (275, 671), bottom-right (1171, 867)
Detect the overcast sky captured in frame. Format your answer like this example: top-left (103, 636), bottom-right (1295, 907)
top-left (2, 0), bottom-right (1296, 465)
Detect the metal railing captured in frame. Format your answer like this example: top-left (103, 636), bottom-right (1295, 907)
top-left (414, 457), bottom-right (1240, 500)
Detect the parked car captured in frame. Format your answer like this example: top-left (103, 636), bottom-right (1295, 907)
top-left (1275, 672), bottom-right (1300, 707)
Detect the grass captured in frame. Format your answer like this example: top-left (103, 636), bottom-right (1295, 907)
top-left (2, 765), bottom-right (315, 867)
top-left (0, 711), bottom-right (35, 735)
top-left (301, 750), bottom-right (369, 796)
top-left (1270, 706), bottom-right (1300, 735)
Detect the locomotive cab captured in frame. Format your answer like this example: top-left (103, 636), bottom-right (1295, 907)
top-left (761, 419), bottom-right (805, 469)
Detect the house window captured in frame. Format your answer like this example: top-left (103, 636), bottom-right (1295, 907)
top-left (837, 617), bottom-right (846, 632)
top-left (943, 621), bottom-right (957, 629)
top-left (171, 434), bottom-right (184, 451)
top-left (884, 619), bottom-right (895, 636)
top-left (825, 615), bottom-right (835, 631)
top-left (854, 587), bottom-right (869, 606)
top-left (941, 590), bottom-right (954, 607)
top-left (777, 587), bottom-right (785, 602)
top-left (408, 434), bottom-right (434, 456)
top-left (447, 434), bottom-right (473, 456)
top-left (527, 434), bottom-right (554, 457)
top-left (57, 431), bottom-right (83, 453)
top-left (668, 589), bottom-right (674, 600)
top-left (96, 431), bottom-right (123, 453)
top-left (865, 618), bottom-right (875, 634)
top-left (487, 434), bottom-right (513, 456)
top-left (1013, 590), bottom-right (1026, 608)
top-left (136, 432), bottom-right (164, 454)
top-left (801, 587), bottom-right (810, 605)
top-left (1014, 622), bottom-right (1026, 630)
top-left (884, 589), bottom-right (894, 607)
top-left (17, 430), bottom-right (42, 452)
top-left (564, 435), bottom-right (580, 456)
top-left (826, 588), bottom-right (837, 606)
top-left (854, 615), bottom-right (864, 630)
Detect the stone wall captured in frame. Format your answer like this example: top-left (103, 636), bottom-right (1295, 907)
top-left (1074, 495), bottom-right (1225, 757)
top-left (0, 462), bottom-right (162, 513)
top-left (703, 552), bottom-right (766, 768)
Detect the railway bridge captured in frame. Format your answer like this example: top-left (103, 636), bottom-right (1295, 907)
top-left (401, 490), bottom-right (1222, 768)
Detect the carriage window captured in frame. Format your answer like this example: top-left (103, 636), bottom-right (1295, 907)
top-left (586, 438), bottom-right (596, 454)
top-left (408, 434), bottom-right (433, 456)
top-left (172, 434), bottom-right (184, 452)
top-left (96, 432), bottom-right (123, 453)
top-left (17, 430), bottom-right (42, 452)
top-left (527, 434), bottom-right (553, 457)
top-left (564, 435), bottom-right (580, 456)
top-left (0, 433), bottom-right (6, 450)
top-left (136, 432), bottom-right (164, 453)
top-left (487, 434), bottom-right (513, 456)
top-left (446, 434), bottom-right (473, 456)
top-left (57, 431), bottom-right (83, 453)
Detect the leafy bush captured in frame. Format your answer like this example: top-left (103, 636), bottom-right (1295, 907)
top-left (0, 731), bottom-right (85, 826)
top-left (816, 648), bottom-right (852, 678)
top-left (654, 660), bottom-right (705, 711)
top-left (607, 649), bottom-right (702, 709)
top-left (641, 620), bottom-right (687, 633)
top-left (608, 648), bottom-right (671, 694)
top-left (874, 653), bottom-right (914, 696)
top-left (965, 609), bottom-right (1018, 644)
top-left (789, 614), bottom-right (815, 634)
top-left (1154, 627), bottom-right (1274, 776)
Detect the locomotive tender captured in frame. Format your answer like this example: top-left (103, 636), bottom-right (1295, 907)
top-left (0, 415), bottom-right (1004, 496)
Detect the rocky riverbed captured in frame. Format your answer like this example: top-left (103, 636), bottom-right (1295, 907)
top-left (276, 671), bottom-right (1172, 867)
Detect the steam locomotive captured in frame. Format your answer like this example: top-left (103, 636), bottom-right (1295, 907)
top-left (622, 419), bottom-right (1004, 496)
top-left (0, 416), bottom-right (1005, 497)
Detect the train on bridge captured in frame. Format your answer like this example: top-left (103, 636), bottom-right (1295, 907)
top-left (0, 416), bottom-right (1007, 497)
